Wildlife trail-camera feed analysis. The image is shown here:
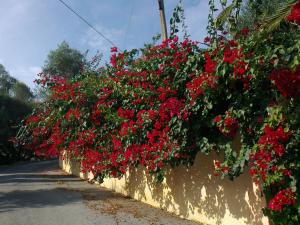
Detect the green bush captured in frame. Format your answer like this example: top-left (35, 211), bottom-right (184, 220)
top-left (17, 1), bottom-right (300, 223)
top-left (0, 95), bottom-right (33, 164)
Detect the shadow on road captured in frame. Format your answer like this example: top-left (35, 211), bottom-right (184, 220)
top-left (0, 161), bottom-right (122, 214)
top-left (0, 160), bottom-right (86, 213)
top-left (0, 160), bottom-right (201, 225)
top-left (0, 188), bottom-right (81, 213)
top-left (0, 173), bottom-right (79, 184)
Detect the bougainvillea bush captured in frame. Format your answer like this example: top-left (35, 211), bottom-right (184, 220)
top-left (17, 2), bottom-right (300, 224)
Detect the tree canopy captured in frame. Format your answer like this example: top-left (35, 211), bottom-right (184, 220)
top-left (12, 82), bottom-right (33, 102)
top-left (0, 64), bottom-right (33, 101)
top-left (0, 64), bottom-right (16, 95)
top-left (0, 95), bottom-right (33, 164)
top-left (42, 41), bottom-right (86, 78)
top-left (0, 64), bottom-right (34, 164)
top-left (238, 0), bottom-right (295, 30)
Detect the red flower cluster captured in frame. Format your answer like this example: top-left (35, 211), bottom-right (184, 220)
top-left (119, 120), bottom-right (136, 136)
top-left (270, 67), bottom-right (300, 98)
top-left (91, 108), bottom-right (102, 125)
top-left (25, 115), bottom-right (40, 125)
top-left (268, 188), bottom-right (296, 211)
top-left (249, 150), bottom-right (272, 181)
top-left (117, 107), bottom-right (135, 119)
top-left (219, 41), bottom-right (253, 89)
top-left (287, 1), bottom-right (300, 24)
top-left (186, 74), bottom-right (217, 102)
top-left (17, 15), bottom-right (300, 222)
top-left (184, 51), bottom-right (219, 102)
top-left (250, 125), bottom-right (291, 182)
top-left (240, 27), bottom-right (249, 36)
top-left (214, 113), bottom-right (239, 137)
top-left (35, 123), bottom-right (64, 158)
top-left (258, 125), bottom-right (290, 156)
top-left (81, 149), bottom-right (104, 175)
top-left (204, 52), bottom-right (217, 73)
top-left (65, 108), bottom-right (80, 120)
top-left (223, 47), bottom-right (239, 64)
top-left (214, 160), bottom-right (230, 175)
top-left (76, 38), bottom-right (197, 176)
top-left (159, 97), bottom-right (186, 121)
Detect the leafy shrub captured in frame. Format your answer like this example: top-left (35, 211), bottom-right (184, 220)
top-left (0, 95), bottom-right (33, 164)
top-left (18, 2), bottom-right (300, 224)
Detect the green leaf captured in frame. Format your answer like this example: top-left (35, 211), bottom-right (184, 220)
top-left (260, 0), bottom-right (297, 33)
top-left (215, 3), bottom-right (235, 28)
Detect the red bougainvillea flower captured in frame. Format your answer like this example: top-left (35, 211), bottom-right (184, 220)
top-left (258, 125), bottom-right (290, 156)
top-left (234, 61), bottom-right (248, 77)
top-left (110, 47), bottom-right (118, 53)
top-left (213, 115), bottom-right (222, 123)
top-left (186, 73), bottom-right (218, 101)
top-left (270, 67), bottom-right (300, 98)
top-left (81, 149), bottom-right (104, 175)
top-left (119, 120), bottom-right (136, 136)
top-left (25, 115), bottom-right (40, 125)
top-left (214, 160), bottom-right (221, 168)
top-left (204, 36), bottom-right (211, 44)
top-left (65, 108), bottom-right (80, 120)
top-left (240, 27), bottom-right (250, 36)
top-left (223, 47), bottom-right (239, 64)
top-left (249, 125), bottom-right (291, 183)
top-left (19, 33), bottom-right (300, 222)
top-left (223, 117), bottom-right (239, 137)
top-left (249, 149), bottom-right (272, 182)
top-left (117, 107), bottom-right (135, 120)
top-left (110, 54), bottom-right (117, 67)
top-left (214, 160), bottom-right (230, 175)
top-left (91, 108), bottom-right (102, 125)
top-left (287, 1), bottom-right (300, 24)
top-left (268, 188), bottom-right (296, 211)
top-left (204, 52), bottom-right (217, 73)
top-left (214, 113), bottom-right (239, 137)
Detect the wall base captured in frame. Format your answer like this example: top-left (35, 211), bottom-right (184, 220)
top-left (59, 153), bottom-right (269, 225)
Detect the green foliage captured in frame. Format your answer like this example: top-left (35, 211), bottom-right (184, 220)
top-left (215, 3), bottom-right (235, 29)
top-left (260, 0), bottom-right (298, 33)
top-left (12, 82), bottom-right (34, 102)
top-left (207, 0), bottom-right (218, 42)
top-left (0, 64), bottom-right (34, 164)
top-left (214, 0), bottom-right (298, 38)
top-left (0, 95), bottom-right (33, 164)
top-left (43, 41), bottom-right (86, 78)
top-left (238, 0), bottom-right (297, 31)
top-left (169, 0), bottom-right (189, 39)
top-left (0, 64), bottom-right (17, 95)
top-left (18, 1), bottom-right (300, 223)
top-left (0, 64), bottom-right (34, 101)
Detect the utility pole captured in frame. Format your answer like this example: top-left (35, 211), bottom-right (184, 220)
top-left (157, 0), bottom-right (168, 41)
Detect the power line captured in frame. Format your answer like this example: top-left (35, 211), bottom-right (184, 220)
top-left (57, 0), bottom-right (118, 49)
top-left (123, 0), bottom-right (135, 49)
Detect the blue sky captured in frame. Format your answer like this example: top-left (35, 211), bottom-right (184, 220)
top-left (0, 0), bottom-right (213, 90)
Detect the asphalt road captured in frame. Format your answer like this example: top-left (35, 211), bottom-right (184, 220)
top-left (0, 160), bottom-right (200, 225)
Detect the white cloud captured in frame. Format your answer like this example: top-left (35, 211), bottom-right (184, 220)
top-left (183, 0), bottom-right (227, 42)
top-left (0, 1), bottom-right (34, 33)
top-left (81, 24), bottom-right (124, 55)
top-left (184, 0), bottom-right (210, 41)
top-left (10, 66), bottom-right (41, 90)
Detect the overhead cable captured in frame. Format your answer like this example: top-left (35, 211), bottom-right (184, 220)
top-left (57, 0), bottom-right (119, 49)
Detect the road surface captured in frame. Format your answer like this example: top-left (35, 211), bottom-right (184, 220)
top-left (0, 160), bottom-right (200, 225)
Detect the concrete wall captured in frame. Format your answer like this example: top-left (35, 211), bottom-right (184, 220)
top-left (59, 153), bottom-right (269, 225)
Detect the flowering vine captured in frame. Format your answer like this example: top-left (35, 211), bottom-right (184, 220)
top-left (16, 3), bottom-right (300, 224)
